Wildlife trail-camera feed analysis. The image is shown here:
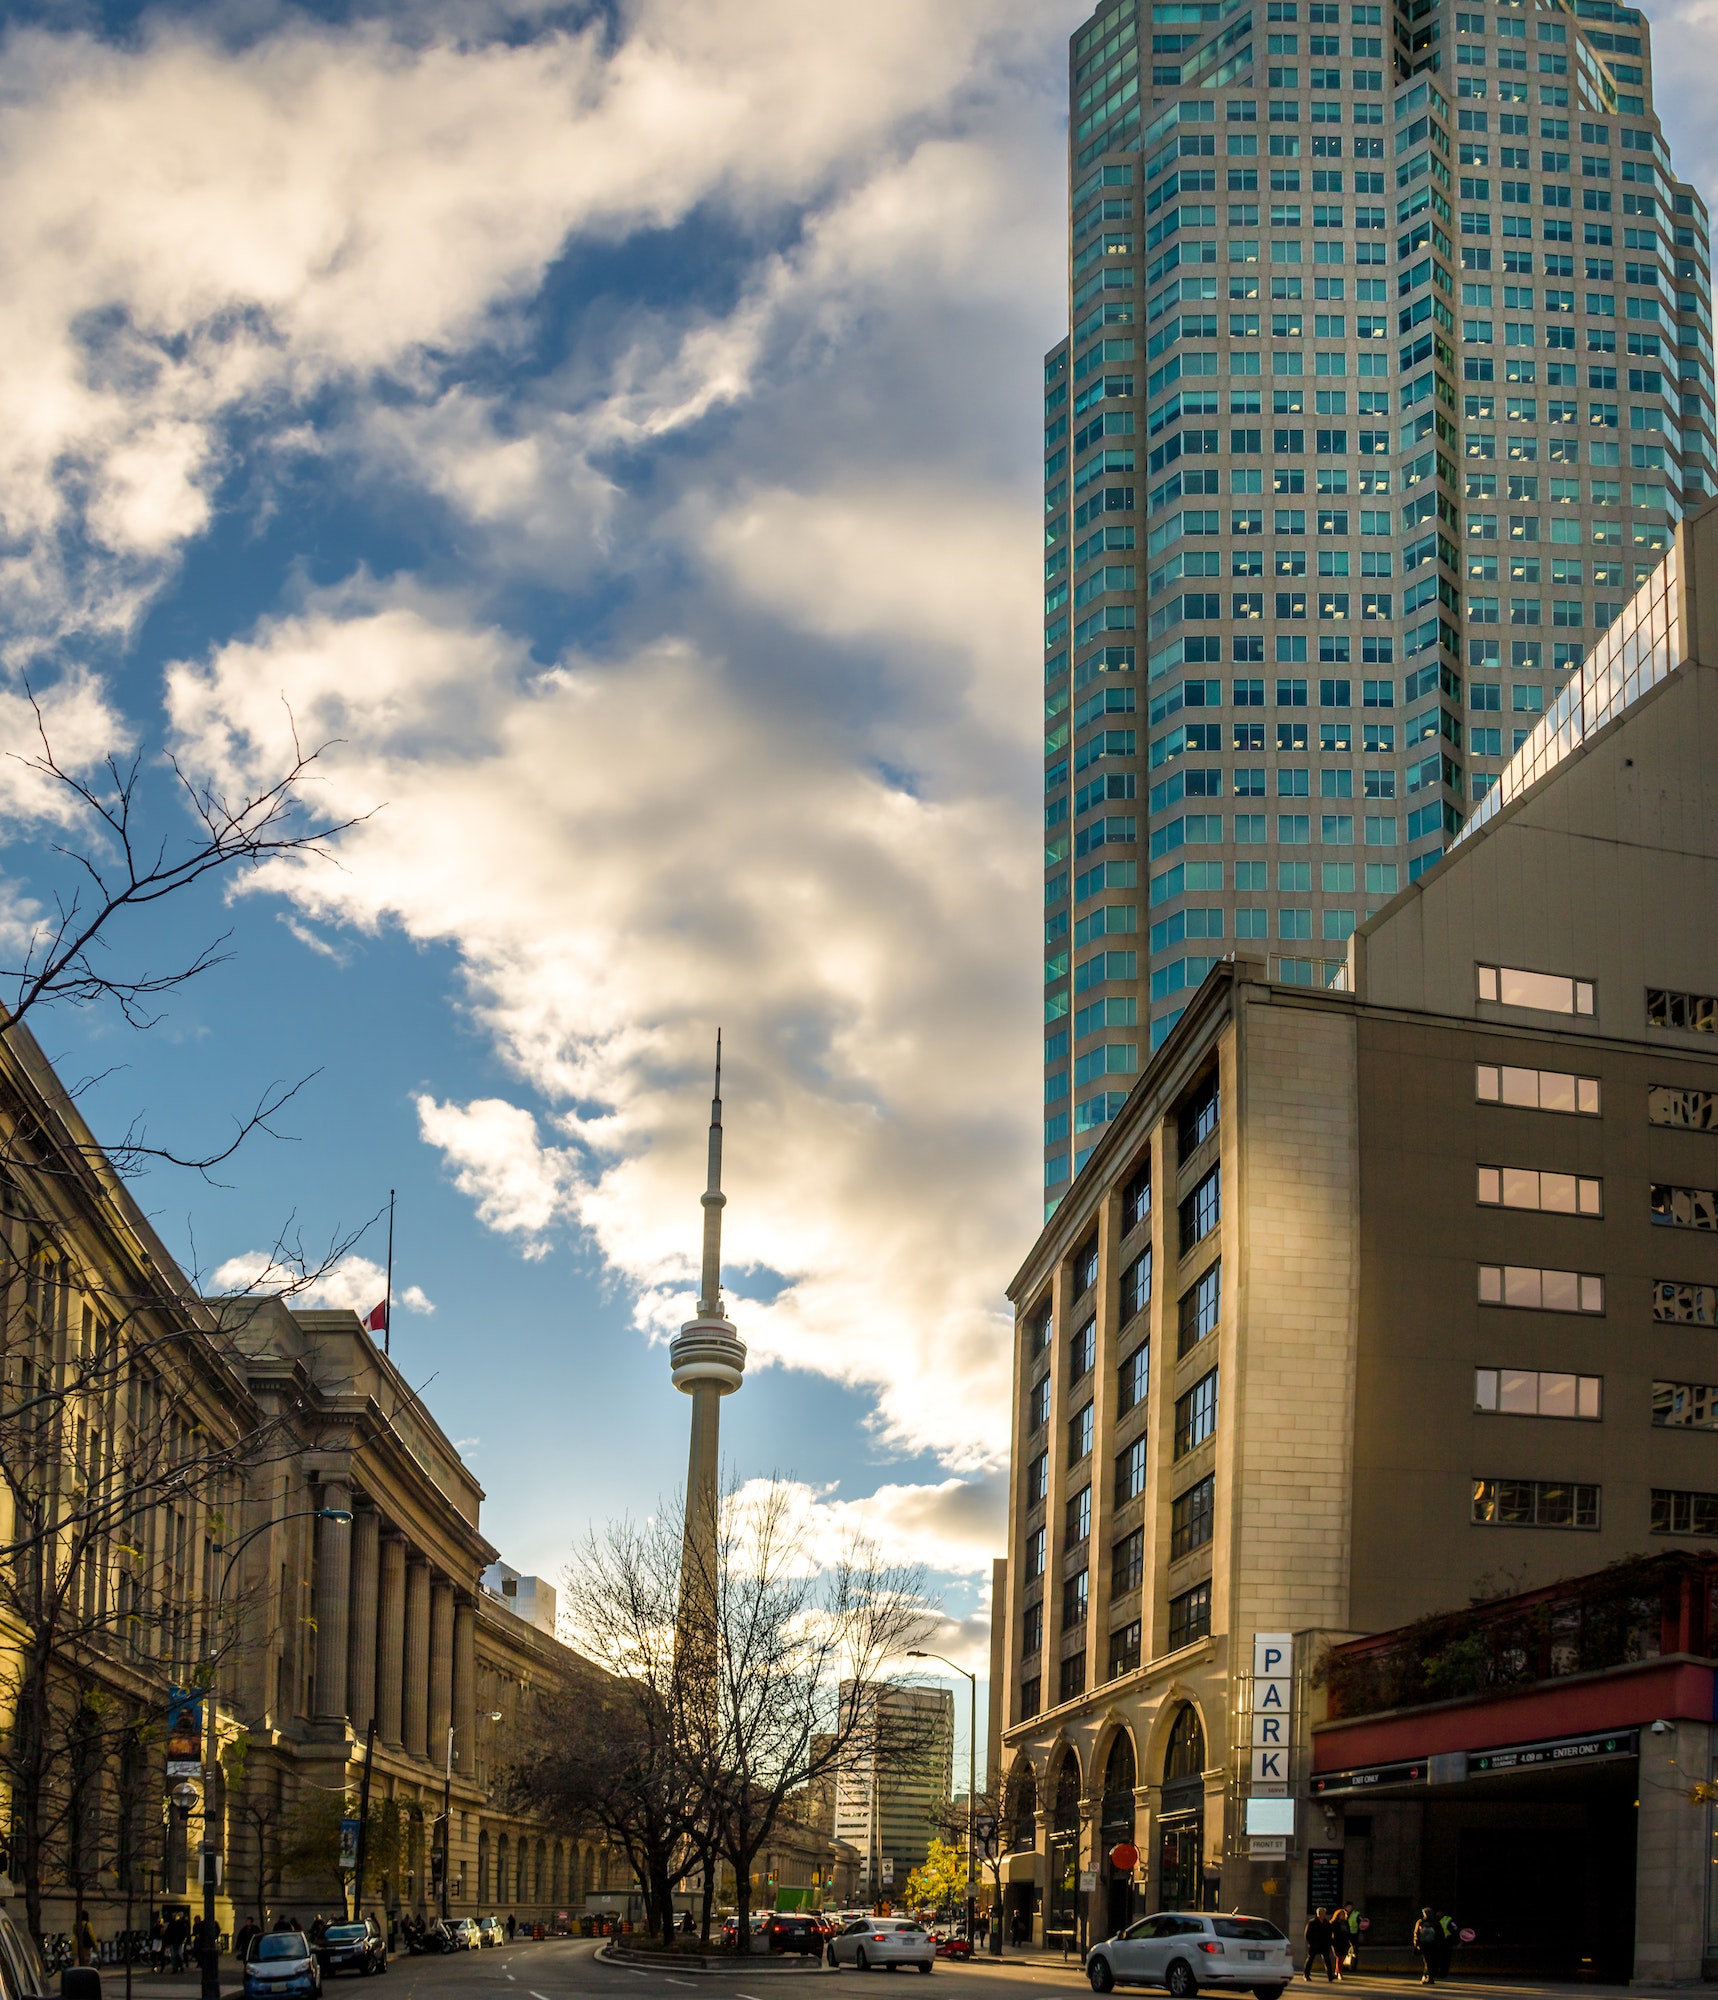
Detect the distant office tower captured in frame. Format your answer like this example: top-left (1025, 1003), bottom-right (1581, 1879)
top-left (1043, 0), bottom-right (1714, 1211)
top-left (479, 1560), bottom-right (559, 1638)
top-left (833, 1684), bottom-right (954, 1896)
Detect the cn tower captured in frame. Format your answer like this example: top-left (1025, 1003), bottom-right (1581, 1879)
top-left (668, 1035), bottom-right (746, 1580)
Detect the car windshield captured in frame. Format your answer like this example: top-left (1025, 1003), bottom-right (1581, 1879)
top-left (1211, 1920), bottom-right (1286, 1942)
top-left (324, 1928), bottom-right (367, 1943)
top-left (252, 1937), bottom-right (309, 1961)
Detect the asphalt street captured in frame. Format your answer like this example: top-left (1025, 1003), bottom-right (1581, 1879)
top-left (364, 1939), bottom-right (1701, 2000)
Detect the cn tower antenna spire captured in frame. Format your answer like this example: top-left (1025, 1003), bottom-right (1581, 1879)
top-left (697, 1030), bottom-right (725, 1319)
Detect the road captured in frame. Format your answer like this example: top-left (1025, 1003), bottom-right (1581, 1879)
top-left (367, 1938), bottom-right (1702, 2000)
top-left (381, 1940), bottom-right (1117, 2000)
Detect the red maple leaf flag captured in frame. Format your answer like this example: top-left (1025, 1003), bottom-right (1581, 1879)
top-left (363, 1299), bottom-right (389, 1334)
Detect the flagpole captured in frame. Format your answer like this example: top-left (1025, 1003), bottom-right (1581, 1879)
top-left (384, 1189), bottom-right (395, 1357)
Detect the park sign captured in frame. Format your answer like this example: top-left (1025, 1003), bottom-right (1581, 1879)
top-left (1249, 1633), bottom-right (1292, 1789)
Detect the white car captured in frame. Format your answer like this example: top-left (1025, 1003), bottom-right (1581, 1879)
top-left (828, 1919), bottom-right (934, 1973)
top-left (1087, 1913), bottom-right (1293, 1998)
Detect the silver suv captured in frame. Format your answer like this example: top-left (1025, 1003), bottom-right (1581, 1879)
top-left (1087, 1913), bottom-right (1293, 1998)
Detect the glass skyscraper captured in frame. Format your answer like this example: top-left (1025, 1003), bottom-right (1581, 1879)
top-left (1043, 0), bottom-right (1714, 1211)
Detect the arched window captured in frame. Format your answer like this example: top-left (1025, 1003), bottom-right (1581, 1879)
top-left (1101, 1733), bottom-right (1137, 1841)
top-left (497, 1833), bottom-right (510, 1906)
top-left (1163, 1706), bottom-right (1205, 1790)
top-left (478, 1830), bottom-right (491, 1905)
top-left (535, 1839), bottom-right (547, 1903)
top-left (1007, 1763), bottom-right (1038, 1852)
top-left (1047, 1753), bottom-right (1082, 1935)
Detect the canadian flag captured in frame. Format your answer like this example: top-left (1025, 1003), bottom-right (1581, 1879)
top-left (363, 1299), bottom-right (388, 1334)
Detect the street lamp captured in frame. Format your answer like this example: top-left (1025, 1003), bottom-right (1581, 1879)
top-left (197, 1507), bottom-right (352, 2000)
top-left (905, 1651), bottom-right (977, 1952)
top-left (439, 1711), bottom-right (504, 1919)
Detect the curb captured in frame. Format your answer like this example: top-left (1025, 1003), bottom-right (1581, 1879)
top-left (597, 1943), bottom-right (837, 1977)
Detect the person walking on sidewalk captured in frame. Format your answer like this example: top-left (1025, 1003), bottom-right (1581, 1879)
top-left (1413, 1909), bottom-right (1441, 1986)
top-left (1304, 1908), bottom-right (1337, 1983)
top-left (1328, 1908), bottom-right (1352, 1980)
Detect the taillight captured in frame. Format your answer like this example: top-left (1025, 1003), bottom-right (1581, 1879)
top-left (1198, 1942), bottom-right (1223, 1955)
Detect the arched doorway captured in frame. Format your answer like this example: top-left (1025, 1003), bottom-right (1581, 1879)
top-left (1158, 1705), bottom-right (1207, 1912)
top-left (1003, 1764), bottom-right (1038, 1944)
top-left (1046, 1753), bottom-right (1082, 1945)
top-left (1101, 1733), bottom-right (1138, 1938)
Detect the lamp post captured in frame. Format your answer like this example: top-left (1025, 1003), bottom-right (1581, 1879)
top-left (906, 1651), bottom-right (976, 1949)
top-left (198, 1507), bottom-right (352, 2000)
top-left (439, 1712), bottom-right (503, 1920)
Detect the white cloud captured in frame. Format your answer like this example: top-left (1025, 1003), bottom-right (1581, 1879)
top-left (730, 1474), bottom-right (1007, 1580)
top-left (414, 1095), bottom-right (581, 1250)
top-left (0, 0), bottom-right (1088, 1488)
top-left (0, 1), bottom-right (1066, 648)
top-left (210, 1248), bottom-right (434, 1316)
top-left (166, 582), bottom-right (1036, 1464)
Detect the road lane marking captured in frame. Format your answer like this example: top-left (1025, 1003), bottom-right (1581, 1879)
top-left (666, 1982), bottom-right (695, 1989)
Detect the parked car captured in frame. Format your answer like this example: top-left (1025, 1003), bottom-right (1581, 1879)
top-left (0, 1915), bottom-right (48, 2000)
top-left (765, 1915), bottom-right (826, 1957)
top-left (315, 1920), bottom-right (387, 1979)
top-left (245, 1933), bottom-right (322, 2000)
top-left (453, 1921), bottom-right (482, 1951)
top-left (827, 1919), bottom-right (934, 1974)
top-left (477, 1919), bottom-right (505, 1948)
top-left (1086, 1913), bottom-right (1293, 1998)
top-left (935, 1936), bottom-right (973, 1961)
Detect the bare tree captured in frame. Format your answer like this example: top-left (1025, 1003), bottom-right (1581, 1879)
top-left (510, 1509), bottom-right (706, 1948)
top-left (3, 700), bottom-right (359, 1041)
top-left (698, 1480), bottom-right (935, 1956)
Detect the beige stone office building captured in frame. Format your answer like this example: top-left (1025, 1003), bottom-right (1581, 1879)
top-left (1000, 495), bottom-right (1718, 1978)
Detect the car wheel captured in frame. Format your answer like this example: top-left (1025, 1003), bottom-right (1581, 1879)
top-left (857, 1949), bottom-right (869, 1972)
top-left (1166, 1961), bottom-right (1199, 1999)
top-left (918, 1963), bottom-right (933, 1975)
top-left (1089, 1957), bottom-right (1116, 1994)
top-left (827, 1946), bottom-right (839, 1968)
top-left (1252, 1988), bottom-right (1286, 1999)
top-left (886, 1963), bottom-right (900, 1974)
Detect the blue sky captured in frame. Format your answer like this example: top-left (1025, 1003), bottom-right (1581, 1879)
top-left (2, 0), bottom-right (1716, 1774)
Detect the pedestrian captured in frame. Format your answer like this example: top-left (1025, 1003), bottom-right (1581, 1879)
top-left (193, 1914), bottom-right (219, 1966)
top-left (167, 1909), bottom-right (190, 1972)
top-left (1304, 1908), bottom-right (1336, 1984)
top-left (1413, 1908), bottom-right (1440, 1986)
top-left (1011, 1910), bottom-right (1027, 1948)
top-left (506, 1912), bottom-right (516, 1941)
top-left (236, 1918), bottom-right (260, 1960)
top-left (1329, 1907), bottom-right (1352, 1980)
top-left (150, 1916), bottom-right (165, 1972)
top-left (1436, 1911), bottom-right (1458, 1981)
top-left (309, 1915), bottom-right (327, 1944)
top-left (74, 1911), bottom-right (96, 1967)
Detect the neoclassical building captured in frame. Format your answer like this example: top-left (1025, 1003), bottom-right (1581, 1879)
top-left (221, 1300), bottom-right (629, 1928)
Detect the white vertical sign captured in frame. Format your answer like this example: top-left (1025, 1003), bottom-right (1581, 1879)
top-left (1250, 1632), bottom-right (1294, 1790)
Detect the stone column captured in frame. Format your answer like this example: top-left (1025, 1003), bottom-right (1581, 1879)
top-left (403, 1556), bottom-right (431, 1758)
top-left (452, 1599), bottom-right (477, 1765)
top-left (377, 1534), bottom-right (407, 1747)
top-left (314, 1480), bottom-right (352, 1723)
top-left (429, 1579), bottom-right (455, 1765)
top-left (1635, 1720), bottom-right (1711, 1981)
top-left (347, 1506), bottom-right (381, 1735)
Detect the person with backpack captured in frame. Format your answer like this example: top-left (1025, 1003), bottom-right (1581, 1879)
top-left (1436, 1910), bottom-right (1459, 1980)
top-left (1413, 1908), bottom-right (1440, 1985)
top-left (1304, 1907), bottom-right (1337, 1982)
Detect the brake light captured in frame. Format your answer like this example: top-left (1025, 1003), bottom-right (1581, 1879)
top-left (1198, 1942), bottom-right (1223, 1955)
